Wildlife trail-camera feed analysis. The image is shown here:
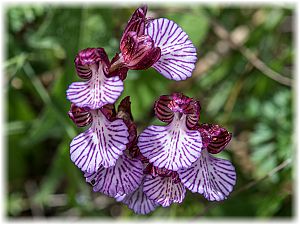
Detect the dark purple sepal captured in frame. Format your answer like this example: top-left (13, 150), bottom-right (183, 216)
top-left (116, 96), bottom-right (137, 149)
top-left (121, 31), bottom-right (161, 70)
top-left (121, 5), bottom-right (147, 44)
top-left (154, 95), bottom-right (174, 124)
top-left (129, 145), bottom-right (149, 163)
top-left (154, 93), bottom-right (201, 129)
top-left (68, 103), bottom-right (92, 127)
top-left (117, 96), bottom-right (134, 121)
top-left (199, 123), bottom-right (232, 154)
top-left (109, 53), bottom-right (129, 81)
top-left (100, 104), bottom-right (117, 122)
top-left (74, 48), bottom-right (110, 79)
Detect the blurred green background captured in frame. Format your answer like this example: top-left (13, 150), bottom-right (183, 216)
top-left (5, 3), bottom-right (294, 218)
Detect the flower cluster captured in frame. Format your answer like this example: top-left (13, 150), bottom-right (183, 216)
top-left (67, 5), bottom-right (236, 215)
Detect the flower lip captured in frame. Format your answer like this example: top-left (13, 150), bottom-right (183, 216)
top-left (74, 48), bottom-right (110, 79)
top-left (70, 109), bottom-right (129, 172)
top-left (145, 18), bottom-right (198, 81)
top-left (199, 123), bottom-right (232, 154)
top-left (143, 174), bottom-right (186, 207)
top-left (84, 154), bottom-right (143, 197)
top-left (178, 149), bottom-right (236, 201)
top-left (154, 93), bottom-right (201, 129)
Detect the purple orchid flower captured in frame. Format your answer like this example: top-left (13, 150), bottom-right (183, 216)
top-left (110, 5), bottom-right (197, 81)
top-left (139, 124), bottom-right (235, 207)
top-left (66, 48), bottom-right (124, 110)
top-left (177, 123), bottom-right (236, 201)
top-left (142, 164), bottom-right (186, 207)
top-left (82, 97), bottom-right (144, 198)
top-left (68, 102), bottom-right (129, 173)
top-left (137, 93), bottom-right (203, 171)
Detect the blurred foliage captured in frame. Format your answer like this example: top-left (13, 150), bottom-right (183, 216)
top-left (5, 3), bottom-right (293, 219)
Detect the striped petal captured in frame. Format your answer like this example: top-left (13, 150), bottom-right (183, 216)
top-left (115, 181), bottom-right (159, 215)
top-left (178, 149), bottom-right (236, 201)
top-left (138, 114), bottom-right (203, 171)
top-left (66, 63), bottom-right (124, 109)
top-left (146, 18), bottom-right (197, 81)
top-left (85, 154), bottom-right (143, 197)
top-left (70, 110), bottom-right (129, 173)
top-left (68, 104), bottom-right (92, 127)
top-left (143, 174), bottom-right (186, 207)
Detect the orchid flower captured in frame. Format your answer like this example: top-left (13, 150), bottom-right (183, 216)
top-left (67, 48), bottom-right (124, 110)
top-left (138, 93), bottom-right (203, 171)
top-left (110, 6), bottom-right (197, 81)
top-left (140, 123), bottom-right (235, 209)
top-left (68, 102), bottom-right (129, 173)
top-left (177, 123), bottom-right (236, 201)
top-left (82, 97), bottom-right (144, 198)
top-left (142, 164), bottom-right (186, 207)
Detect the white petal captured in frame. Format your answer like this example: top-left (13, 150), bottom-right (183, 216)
top-left (143, 175), bottom-right (186, 207)
top-left (146, 18), bottom-right (197, 81)
top-left (116, 182), bottom-right (159, 215)
top-left (178, 149), bottom-right (236, 201)
top-left (138, 115), bottom-right (203, 171)
top-left (70, 110), bottom-right (129, 173)
top-left (66, 64), bottom-right (124, 109)
top-left (85, 154), bottom-right (143, 197)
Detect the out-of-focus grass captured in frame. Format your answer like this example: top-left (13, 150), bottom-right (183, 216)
top-left (6, 4), bottom-right (293, 218)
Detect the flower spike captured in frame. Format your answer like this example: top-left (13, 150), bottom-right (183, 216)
top-left (66, 4), bottom-right (236, 214)
top-left (67, 48), bottom-right (124, 109)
